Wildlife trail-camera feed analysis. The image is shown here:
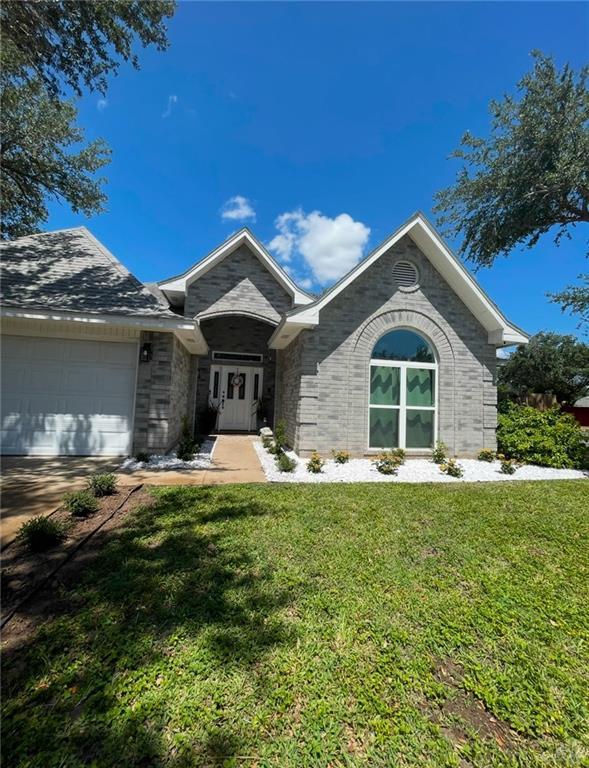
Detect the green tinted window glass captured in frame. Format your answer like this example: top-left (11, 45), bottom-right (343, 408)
top-left (406, 368), bottom-right (435, 407)
top-left (369, 408), bottom-right (399, 448)
top-left (406, 410), bottom-right (434, 448)
top-left (370, 366), bottom-right (400, 406)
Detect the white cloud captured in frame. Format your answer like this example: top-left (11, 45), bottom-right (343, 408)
top-left (297, 276), bottom-right (315, 291)
top-left (96, 98), bottom-right (108, 112)
top-left (162, 94), bottom-right (178, 118)
top-left (268, 208), bottom-right (370, 284)
top-left (220, 195), bottom-right (256, 223)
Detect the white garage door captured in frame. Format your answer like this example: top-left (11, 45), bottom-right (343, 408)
top-left (1, 336), bottom-right (137, 456)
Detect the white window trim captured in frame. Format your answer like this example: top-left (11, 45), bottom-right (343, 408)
top-left (368, 359), bottom-right (438, 451)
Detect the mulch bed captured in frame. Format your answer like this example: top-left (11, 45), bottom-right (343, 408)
top-left (1, 485), bottom-right (151, 645)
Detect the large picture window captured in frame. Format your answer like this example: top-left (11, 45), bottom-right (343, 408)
top-left (368, 329), bottom-right (437, 450)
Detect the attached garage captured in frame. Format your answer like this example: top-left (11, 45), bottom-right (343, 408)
top-left (1, 335), bottom-right (137, 456)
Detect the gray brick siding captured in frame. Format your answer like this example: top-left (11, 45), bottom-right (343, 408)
top-left (277, 235), bottom-right (497, 457)
top-left (194, 316), bottom-right (277, 428)
top-left (185, 244), bottom-right (292, 323)
top-left (132, 331), bottom-right (195, 453)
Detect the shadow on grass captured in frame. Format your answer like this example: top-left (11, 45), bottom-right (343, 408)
top-left (2, 486), bottom-right (296, 767)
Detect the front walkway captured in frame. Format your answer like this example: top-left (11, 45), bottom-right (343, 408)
top-left (0, 436), bottom-right (265, 547)
top-left (120, 434), bottom-right (266, 486)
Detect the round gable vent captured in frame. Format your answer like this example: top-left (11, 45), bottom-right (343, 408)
top-left (392, 260), bottom-right (419, 289)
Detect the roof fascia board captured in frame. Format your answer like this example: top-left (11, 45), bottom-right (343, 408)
top-left (285, 213), bottom-right (529, 346)
top-left (0, 306), bottom-right (208, 353)
top-left (158, 229), bottom-right (314, 305)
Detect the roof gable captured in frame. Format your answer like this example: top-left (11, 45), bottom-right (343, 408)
top-left (158, 228), bottom-right (314, 307)
top-left (269, 213), bottom-right (528, 349)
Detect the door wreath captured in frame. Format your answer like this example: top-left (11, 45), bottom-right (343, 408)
top-left (231, 374), bottom-right (244, 389)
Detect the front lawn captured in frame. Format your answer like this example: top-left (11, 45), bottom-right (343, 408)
top-left (2, 481), bottom-right (588, 767)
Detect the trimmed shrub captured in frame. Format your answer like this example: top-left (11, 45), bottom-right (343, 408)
top-left (477, 448), bottom-right (496, 462)
top-left (391, 448), bottom-right (406, 464)
top-left (332, 449), bottom-right (351, 464)
top-left (498, 455), bottom-right (518, 475)
top-left (87, 473), bottom-right (117, 497)
top-left (431, 441), bottom-right (448, 464)
top-left (497, 403), bottom-right (585, 468)
top-left (306, 452), bottom-right (324, 473)
top-left (177, 416), bottom-right (199, 461)
top-left (274, 420), bottom-right (287, 451)
top-left (17, 516), bottom-right (68, 552)
top-left (276, 451), bottom-right (296, 473)
top-left (63, 490), bottom-right (99, 517)
top-left (439, 459), bottom-right (464, 478)
top-left (134, 451), bottom-right (150, 463)
top-left (372, 452), bottom-right (403, 475)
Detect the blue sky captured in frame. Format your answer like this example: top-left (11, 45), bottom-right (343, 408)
top-left (46, 1), bottom-right (588, 338)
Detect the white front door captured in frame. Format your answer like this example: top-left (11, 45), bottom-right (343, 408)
top-left (209, 365), bottom-right (263, 431)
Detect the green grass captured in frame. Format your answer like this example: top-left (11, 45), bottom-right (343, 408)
top-left (2, 481), bottom-right (588, 767)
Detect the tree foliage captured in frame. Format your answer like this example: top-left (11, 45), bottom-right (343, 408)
top-left (1, 0), bottom-right (175, 97)
top-left (0, 1), bottom-right (175, 239)
top-left (498, 331), bottom-right (589, 404)
top-left (435, 52), bottom-right (589, 326)
top-left (548, 274), bottom-right (589, 331)
top-left (1, 80), bottom-right (110, 239)
top-left (435, 52), bottom-right (589, 265)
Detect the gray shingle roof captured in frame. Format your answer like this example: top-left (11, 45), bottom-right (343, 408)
top-left (0, 227), bottom-right (175, 318)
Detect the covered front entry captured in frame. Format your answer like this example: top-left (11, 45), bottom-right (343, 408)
top-left (195, 315), bottom-right (278, 433)
top-left (209, 363), bottom-right (263, 431)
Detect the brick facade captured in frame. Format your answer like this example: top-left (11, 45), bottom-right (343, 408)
top-left (133, 235), bottom-right (500, 458)
top-left (132, 331), bottom-right (193, 453)
top-left (276, 235), bottom-right (497, 457)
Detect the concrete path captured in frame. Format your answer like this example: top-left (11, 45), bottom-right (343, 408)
top-left (118, 435), bottom-right (266, 486)
top-left (1, 435), bottom-right (265, 547)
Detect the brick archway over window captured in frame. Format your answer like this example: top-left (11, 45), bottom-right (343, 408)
top-left (345, 309), bottom-right (457, 453)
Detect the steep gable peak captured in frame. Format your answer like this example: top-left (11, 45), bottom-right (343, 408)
top-left (158, 228), bottom-right (314, 306)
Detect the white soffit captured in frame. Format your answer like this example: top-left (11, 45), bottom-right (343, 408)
top-left (269, 213), bottom-right (528, 349)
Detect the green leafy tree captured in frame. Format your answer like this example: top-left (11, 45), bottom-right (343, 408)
top-left (498, 332), bottom-right (589, 404)
top-left (0, 1), bottom-right (175, 239)
top-left (1, 1), bottom-right (175, 97)
top-left (1, 80), bottom-right (110, 239)
top-left (435, 51), bottom-right (589, 324)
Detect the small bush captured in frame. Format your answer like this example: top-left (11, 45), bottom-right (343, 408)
top-left (477, 448), bottom-right (496, 462)
top-left (373, 452), bottom-right (403, 475)
top-left (177, 416), bottom-right (199, 461)
top-left (431, 441), bottom-right (448, 464)
top-left (390, 448), bottom-right (406, 464)
top-left (86, 473), bottom-right (117, 497)
top-left (498, 455), bottom-right (518, 475)
top-left (263, 436), bottom-right (278, 454)
top-left (276, 451), bottom-right (296, 473)
top-left (497, 403), bottom-right (585, 468)
top-left (274, 419), bottom-right (287, 451)
top-left (134, 451), bottom-right (150, 463)
top-left (439, 459), bottom-right (464, 478)
top-left (17, 516), bottom-right (68, 552)
top-left (63, 490), bottom-right (99, 517)
top-left (306, 452), bottom-right (324, 473)
top-left (332, 449), bottom-right (351, 464)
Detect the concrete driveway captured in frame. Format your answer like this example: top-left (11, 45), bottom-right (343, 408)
top-left (0, 456), bottom-right (120, 547)
top-left (0, 437), bottom-right (265, 547)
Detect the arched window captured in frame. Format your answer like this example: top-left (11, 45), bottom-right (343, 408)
top-left (369, 329), bottom-right (437, 450)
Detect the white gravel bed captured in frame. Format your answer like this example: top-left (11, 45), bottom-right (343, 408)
top-left (120, 437), bottom-right (217, 471)
top-left (253, 440), bottom-right (587, 484)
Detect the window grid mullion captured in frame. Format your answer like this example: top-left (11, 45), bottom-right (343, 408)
top-left (400, 366), bottom-right (406, 448)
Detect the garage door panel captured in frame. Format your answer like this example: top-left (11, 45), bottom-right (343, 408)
top-left (1, 336), bottom-right (137, 456)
